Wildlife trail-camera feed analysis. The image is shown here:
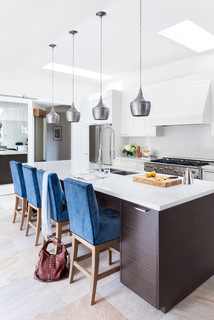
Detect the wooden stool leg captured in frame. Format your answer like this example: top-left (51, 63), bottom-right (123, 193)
top-left (55, 222), bottom-right (62, 253)
top-left (90, 247), bottom-right (99, 306)
top-left (107, 248), bottom-right (112, 265)
top-left (13, 195), bottom-right (19, 223)
top-left (25, 204), bottom-right (32, 236)
top-left (69, 236), bottom-right (79, 283)
top-left (35, 208), bottom-right (41, 246)
top-left (20, 198), bottom-right (27, 231)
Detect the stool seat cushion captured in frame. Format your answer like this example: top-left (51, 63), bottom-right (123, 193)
top-left (9, 161), bottom-right (26, 198)
top-left (95, 208), bottom-right (120, 245)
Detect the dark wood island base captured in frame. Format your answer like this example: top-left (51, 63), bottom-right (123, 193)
top-left (96, 191), bottom-right (214, 313)
top-left (0, 154), bottom-right (27, 184)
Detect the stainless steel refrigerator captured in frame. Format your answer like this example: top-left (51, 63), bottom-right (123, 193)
top-left (89, 124), bottom-right (112, 165)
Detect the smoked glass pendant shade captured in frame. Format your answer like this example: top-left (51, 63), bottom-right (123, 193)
top-left (46, 106), bottom-right (60, 124)
top-left (130, 87), bottom-right (151, 117)
top-left (66, 103), bottom-right (80, 122)
top-left (92, 97), bottom-right (109, 120)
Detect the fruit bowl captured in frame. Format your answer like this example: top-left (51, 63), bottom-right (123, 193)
top-left (142, 149), bottom-right (152, 157)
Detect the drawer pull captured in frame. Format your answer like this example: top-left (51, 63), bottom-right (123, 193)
top-left (134, 206), bottom-right (149, 213)
top-left (124, 203), bottom-right (149, 213)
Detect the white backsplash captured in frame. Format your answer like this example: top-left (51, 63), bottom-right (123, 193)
top-left (128, 124), bottom-right (214, 160)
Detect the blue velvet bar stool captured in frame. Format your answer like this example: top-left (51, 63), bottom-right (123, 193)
top-left (37, 169), bottom-right (71, 252)
top-left (23, 165), bottom-right (41, 246)
top-left (64, 178), bottom-right (120, 305)
top-left (9, 161), bottom-right (27, 230)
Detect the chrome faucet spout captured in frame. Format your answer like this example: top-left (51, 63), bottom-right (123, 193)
top-left (98, 126), bottom-right (116, 173)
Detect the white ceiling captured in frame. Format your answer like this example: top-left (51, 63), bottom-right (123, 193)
top-left (1, 0), bottom-right (214, 77)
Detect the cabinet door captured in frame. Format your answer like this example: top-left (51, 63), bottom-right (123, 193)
top-left (121, 91), bottom-right (133, 136)
top-left (203, 170), bottom-right (214, 181)
top-left (121, 201), bottom-right (158, 307)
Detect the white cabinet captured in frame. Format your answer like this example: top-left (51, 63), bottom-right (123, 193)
top-left (121, 86), bottom-right (157, 137)
top-left (203, 169), bottom-right (214, 182)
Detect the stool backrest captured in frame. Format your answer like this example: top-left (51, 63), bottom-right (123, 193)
top-left (64, 178), bottom-right (100, 245)
top-left (23, 165), bottom-right (41, 208)
top-left (37, 169), bottom-right (66, 222)
top-left (9, 161), bottom-right (26, 198)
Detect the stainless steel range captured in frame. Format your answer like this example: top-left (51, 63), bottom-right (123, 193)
top-left (144, 157), bottom-right (210, 179)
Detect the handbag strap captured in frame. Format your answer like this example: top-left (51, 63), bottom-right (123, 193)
top-left (42, 239), bottom-right (66, 254)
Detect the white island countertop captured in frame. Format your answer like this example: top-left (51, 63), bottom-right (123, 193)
top-left (30, 160), bottom-right (214, 211)
top-left (0, 149), bottom-right (28, 155)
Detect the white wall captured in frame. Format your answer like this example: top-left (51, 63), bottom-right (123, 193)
top-left (104, 52), bottom-right (214, 160)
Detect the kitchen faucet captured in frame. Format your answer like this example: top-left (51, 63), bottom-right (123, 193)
top-left (98, 126), bottom-right (116, 173)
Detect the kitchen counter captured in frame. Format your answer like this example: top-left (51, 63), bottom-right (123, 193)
top-left (30, 160), bottom-right (214, 313)
top-left (31, 160), bottom-right (214, 211)
top-left (0, 149), bottom-right (28, 155)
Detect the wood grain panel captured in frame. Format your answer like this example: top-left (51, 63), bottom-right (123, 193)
top-left (121, 201), bottom-right (158, 307)
top-left (158, 193), bottom-right (214, 312)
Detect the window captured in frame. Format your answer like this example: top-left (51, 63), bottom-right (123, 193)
top-left (21, 125), bottom-right (28, 134)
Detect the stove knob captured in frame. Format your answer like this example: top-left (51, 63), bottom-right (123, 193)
top-left (154, 167), bottom-right (157, 170)
top-left (169, 167), bottom-right (172, 170)
top-left (145, 164), bottom-right (149, 169)
top-left (159, 168), bottom-right (163, 172)
top-left (174, 169), bottom-right (178, 173)
top-left (149, 165), bottom-right (153, 169)
top-left (165, 167), bottom-right (168, 170)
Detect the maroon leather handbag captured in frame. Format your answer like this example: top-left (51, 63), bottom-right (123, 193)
top-left (34, 239), bottom-right (69, 281)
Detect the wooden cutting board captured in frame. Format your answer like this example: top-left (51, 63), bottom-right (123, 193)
top-left (133, 175), bottom-right (182, 188)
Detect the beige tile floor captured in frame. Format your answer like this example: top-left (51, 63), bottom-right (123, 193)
top-left (0, 194), bottom-right (214, 320)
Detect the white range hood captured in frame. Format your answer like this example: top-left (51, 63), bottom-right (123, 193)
top-left (149, 80), bottom-right (211, 126)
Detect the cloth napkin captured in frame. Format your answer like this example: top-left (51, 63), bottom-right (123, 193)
top-left (41, 171), bottom-right (53, 238)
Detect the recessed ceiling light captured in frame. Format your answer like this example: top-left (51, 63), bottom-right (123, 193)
top-left (43, 62), bottom-right (112, 81)
top-left (158, 20), bottom-right (214, 53)
top-left (0, 108), bottom-right (4, 115)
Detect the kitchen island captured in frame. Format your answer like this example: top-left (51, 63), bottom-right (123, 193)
top-left (31, 160), bottom-right (214, 313)
top-left (0, 149), bottom-right (27, 184)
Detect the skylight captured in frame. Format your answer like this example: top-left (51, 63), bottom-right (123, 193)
top-left (158, 20), bottom-right (214, 53)
top-left (43, 63), bottom-right (112, 81)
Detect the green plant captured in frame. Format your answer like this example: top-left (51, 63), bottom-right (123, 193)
top-left (122, 144), bottom-right (136, 156)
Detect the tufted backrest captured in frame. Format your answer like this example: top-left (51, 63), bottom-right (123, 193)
top-left (64, 178), bottom-right (100, 245)
top-left (23, 165), bottom-right (41, 208)
top-left (9, 161), bottom-right (27, 198)
top-left (37, 169), bottom-right (65, 222)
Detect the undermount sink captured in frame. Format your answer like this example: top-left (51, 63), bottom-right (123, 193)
top-left (96, 168), bottom-right (138, 176)
top-left (111, 170), bottom-right (138, 176)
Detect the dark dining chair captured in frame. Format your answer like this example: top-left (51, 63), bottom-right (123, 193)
top-left (64, 177), bottom-right (120, 305)
top-left (23, 165), bottom-right (41, 246)
top-left (9, 161), bottom-right (27, 230)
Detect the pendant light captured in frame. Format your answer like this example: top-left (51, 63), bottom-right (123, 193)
top-left (66, 30), bottom-right (80, 122)
top-left (92, 11), bottom-right (109, 121)
top-left (46, 44), bottom-right (60, 124)
top-left (130, 0), bottom-right (151, 117)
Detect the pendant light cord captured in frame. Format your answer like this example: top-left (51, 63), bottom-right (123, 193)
top-left (140, 0), bottom-right (142, 88)
top-left (72, 34), bottom-right (75, 105)
top-left (100, 15), bottom-right (103, 99)
top-left (51, 46), bottom-right (54, 109)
